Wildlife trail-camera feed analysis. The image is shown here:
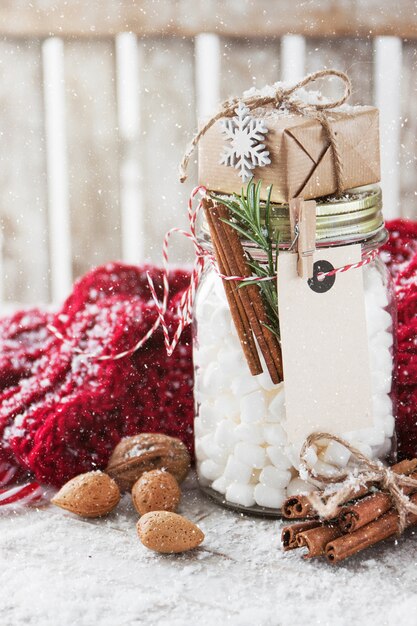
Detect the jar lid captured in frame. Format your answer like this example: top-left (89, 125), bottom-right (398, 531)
top-left (209, 185), bottom-right (385, 248)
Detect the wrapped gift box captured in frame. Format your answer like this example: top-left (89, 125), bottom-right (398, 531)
top-left (198, 105), bottom-right (380, 202)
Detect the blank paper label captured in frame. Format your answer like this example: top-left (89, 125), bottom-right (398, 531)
top-left (277, 245), bottom-right (373, 444)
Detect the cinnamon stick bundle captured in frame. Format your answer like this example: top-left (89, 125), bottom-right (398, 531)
top-left (203, 198), bottom-right (283, 384)
top-left (326, 491), bottom-right (417, 564)
top-left (281, 459), bottom-right (417, 564)
top-left (296, 524), bottom-right (342, 558)
top-left (282, 459), bottom-right (417, 521)
top-left (338, 467), bottom-right (417, 534)
top-left (281, 520), bottom-right (321, 550)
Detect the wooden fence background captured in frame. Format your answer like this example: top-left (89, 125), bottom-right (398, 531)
top-left (0, 0), bottom-right (416, 305)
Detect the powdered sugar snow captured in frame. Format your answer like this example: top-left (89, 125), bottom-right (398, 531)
top-left (1, 472), bottom-right (416, 626)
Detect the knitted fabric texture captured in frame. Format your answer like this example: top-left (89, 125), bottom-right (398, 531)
top-left (0, 264), bottom-right (193, 487)
top-left (383, 220), bottom-right (417, 460)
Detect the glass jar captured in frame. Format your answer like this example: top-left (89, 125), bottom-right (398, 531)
top-left (193, 186), bottom-right (397, 516)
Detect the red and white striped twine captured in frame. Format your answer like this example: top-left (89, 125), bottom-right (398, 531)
top-left (0, 468), bottom-right (44, 510)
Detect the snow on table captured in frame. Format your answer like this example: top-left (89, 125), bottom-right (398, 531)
top-left (1, 472), bottom-right (416, 626)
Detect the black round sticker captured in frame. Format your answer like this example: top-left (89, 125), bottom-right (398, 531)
top-left (308, 259), bottom-right (336, 293)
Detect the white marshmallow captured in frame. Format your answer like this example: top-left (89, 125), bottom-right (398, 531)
top-left (286, 478), bottom-right (314, 496)
top-left (199, 459), bottom-right (224, 481)
top-left (199, 403), bottom-right (219, 430)
top-left (203, 362), bottom-right (228, 393)
top-left (355, 426), bottom-right (385, 447)
top-left (223, 455), bottom-right (253, 483)
top-left (240, 390), bottom-right (267, 423)
top-left (263, 423), bottom-right (287, 446)
top-left (211, 476), bottom-right (229, 495)
top-left (210, 307), bottom-right (231, 339)
top-left (254, 484), bottom-right (286, 509)
top-left (214, 419), bottom-right (238, 449)
top-left (259, 466), bottom-right (291, 489)
top-left (322, 440), bottom-right (351, 467)
top-left (234, 442), bottom-right (267, 469)
top-left (264, 411), bottom-right (281, 423)
top-left (370, 347), bottom-right (393, 379)
top-left (214, 393), bottom-right (239, 419)
top-left (371, 330), bottom-right (393, 350)
top-left (231, 375), bottom-right (260, 397)
top-left (313, 459), bottom-right (342, 478)
top-left (199, 434), bottom-right (228, 465)
top-left (226, 483), bottom-right (256, 507)
top-left (371, 369), bottom-right (392, 394)
top-left (350, 441), bottom-right (373, 458)
top-left (194, 417), bottom-right (208, 439)
top-left (268, 383), bottom-right (285, 419)
top-left (235, 422), bottom-right (265, 444)
top-left (255, 371), bottom-right (278, 392)
top-left (372, 437), bottom-right (392, 459)
top-left (193, 345), bottom-right (218, 369)
top-left (217, 346), bottom-right (245, 372)
top-left (366, 307), bottom-right (392, 337)
top-left (195, 438), bottom-right (208, 461)
top-left (267, 445), bottom-right (292, 470)
top-left (303, 445), bottom-right (318, 468)
top-left (372, 393), bottom-right (393, 417)
top-left (382, 414), bottom-right (395, 437)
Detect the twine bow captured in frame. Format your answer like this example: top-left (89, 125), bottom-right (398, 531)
top-left (300, 432), bottom-right (417, 533)
top-left (179, 68), bottom-right (352, 195)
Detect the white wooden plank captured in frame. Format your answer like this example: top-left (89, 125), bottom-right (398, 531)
top-left (374, 37), bottom-right (402, 219)
top-left (115, 32), bottom-right (145, 265)
top-left (281, 35), bottom-right (306, 82)
top-left (140, 38), bottom-right (197, 265)
top-left (42, 37), bottom-right (72, 302)
top-left (64, 38), bottom-right (121, 279)
top-left (195, 33), bottom-right (221, 120)
top-left (0, 38), bottom-right (49, 304)
top-left (398, 41), bottom-right (417, 219)
top-left (2, 1), bottom-right (417, 39)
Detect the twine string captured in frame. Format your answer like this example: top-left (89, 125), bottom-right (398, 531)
top-left (300, 432), bottom-right (417, 533)
top-left (179, 68), bottom-right (352, 194)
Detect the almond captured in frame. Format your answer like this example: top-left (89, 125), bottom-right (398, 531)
top-left (132, 469), bottom-right (181, 515)
top-left (106, 433), bottom-right (191, 492)
top-left (52, 470), bottom-right (120, 518)
top-left (137, 511), bottom-right (204, 553)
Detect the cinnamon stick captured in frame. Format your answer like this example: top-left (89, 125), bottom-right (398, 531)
top-left (338, 467), bottom-right (417, 534)
top-left (202, 200), bottom-right (262, 376)
top-left (214, 201), bottom-right (283, 383)
top-left (297, 524), bottom-right (343, 558)
top-left (326, 491), bottom-right (417, 564)
top-left (281, 520), bottom-right (322, 550)
top-left (282, 495), bottom-right (316, 519)
top-left (282, 459), bottom-right (417, 520)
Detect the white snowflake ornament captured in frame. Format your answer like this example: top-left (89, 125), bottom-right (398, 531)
top-left (219, 102), bottom-right (271, 182)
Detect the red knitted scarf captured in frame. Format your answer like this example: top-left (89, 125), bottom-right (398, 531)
top-left (0, 263), bottom-right (193, 487)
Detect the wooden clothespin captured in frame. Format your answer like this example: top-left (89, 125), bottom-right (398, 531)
top-left (289, 198), bottom-right (317, 279)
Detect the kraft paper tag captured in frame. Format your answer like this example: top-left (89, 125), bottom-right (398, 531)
top-left (277, 244), bottom-right (373, 444)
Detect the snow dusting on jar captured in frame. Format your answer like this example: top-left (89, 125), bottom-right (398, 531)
top-left (193, 186), bottom-right (397, 516)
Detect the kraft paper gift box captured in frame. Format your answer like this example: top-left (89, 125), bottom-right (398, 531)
top-left (198, 105), bottom-right (380, 203)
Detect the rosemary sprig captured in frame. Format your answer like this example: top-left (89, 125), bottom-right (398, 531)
top-left (210, 180), bottom-right (280, 338)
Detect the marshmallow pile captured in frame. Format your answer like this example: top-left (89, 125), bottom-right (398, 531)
top-left (194, 262), bottom-right (395, 510)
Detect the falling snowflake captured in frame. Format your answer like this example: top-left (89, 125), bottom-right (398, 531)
top-left (219, 102), bottom-right (271, 182)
